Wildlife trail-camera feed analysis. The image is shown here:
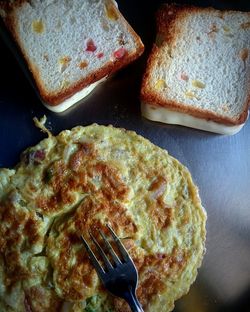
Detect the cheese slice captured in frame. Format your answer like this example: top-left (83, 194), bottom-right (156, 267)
top-left (43, 78), bottom-right (106, 113)
top-left (141, 102), bottom-right (246, 135)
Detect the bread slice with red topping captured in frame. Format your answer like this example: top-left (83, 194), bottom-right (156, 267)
top-left (141, 4), bottom-right (250, 135)
top-left (0, 0), bottom-right (144, 112)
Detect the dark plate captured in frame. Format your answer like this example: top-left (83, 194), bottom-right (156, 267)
top-left (0, 1), bottom-right (250, 311)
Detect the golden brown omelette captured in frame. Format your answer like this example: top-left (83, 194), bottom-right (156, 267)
top-left (0, 122), bottom-right (206, 312)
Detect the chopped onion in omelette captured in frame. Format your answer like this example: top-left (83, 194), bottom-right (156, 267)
top-left (0, 121), bottom-right (206, 312)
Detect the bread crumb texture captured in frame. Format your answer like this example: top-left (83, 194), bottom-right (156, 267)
top-left (141, 4), bottom-right (250, 125)
top-left (0, 0), bottom-right (144, 105)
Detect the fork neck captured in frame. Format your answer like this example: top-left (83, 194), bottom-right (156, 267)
top-left (124, 287), bottom-right (144, 312)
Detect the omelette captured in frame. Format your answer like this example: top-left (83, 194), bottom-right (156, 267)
top-left (0, 119), bottom-right (206, 312)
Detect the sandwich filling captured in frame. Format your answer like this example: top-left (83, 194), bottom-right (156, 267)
top-left (43, 78), bottom-right (106, 113)
top-left (141, 102), bottom-right (246, 135)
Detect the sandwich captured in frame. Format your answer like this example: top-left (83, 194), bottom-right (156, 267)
top-left (0, 118), bottom-right (206, 312)
top-left (0, 0), bottom-right (144, 112)
top-left (141, 4), bottom-right (250, 135)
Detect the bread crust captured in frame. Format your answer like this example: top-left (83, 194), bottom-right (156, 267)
top-left (141, 4), bottom-right (250, 126)
top-left (33, 49), bottom-right (144, 106)
top-left (0, 0), bottom-right (144, 106)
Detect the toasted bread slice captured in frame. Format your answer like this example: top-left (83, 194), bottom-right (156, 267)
top-left (141, 4), bottom-right (250, 134)
top-left (0, 0), bottom-right (144, 111)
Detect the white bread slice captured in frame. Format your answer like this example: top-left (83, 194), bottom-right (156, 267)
top-left (141, 4), bottom-right (250, 134)
top-left (0, 0), bottom-right (144, 111)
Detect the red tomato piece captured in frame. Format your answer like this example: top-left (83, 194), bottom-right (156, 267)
top-left (97, 52), bottom-right (104, 58)
top-left (113, 47), bottom-right (127, 59)
top-left (86, 39), bottom-right (97, 52)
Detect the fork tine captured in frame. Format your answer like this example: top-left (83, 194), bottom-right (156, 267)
top-left (99, 229), bottom-right (122, 266)
top-left (106, 224), bottom-right (130, 262)
top-left (80, 236), bottom-right (105, 279)
top-left (89, 232), bottom-right (113, 271)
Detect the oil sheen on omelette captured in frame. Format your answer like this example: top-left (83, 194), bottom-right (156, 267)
top-left (0, 122), bottom-right (206, 312)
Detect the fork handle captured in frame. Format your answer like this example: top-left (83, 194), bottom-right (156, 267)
top-left (124, 289), bottom-right (144, 312)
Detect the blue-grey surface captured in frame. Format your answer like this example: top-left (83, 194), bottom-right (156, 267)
top-left (0, 0), bottom-right (249, 311)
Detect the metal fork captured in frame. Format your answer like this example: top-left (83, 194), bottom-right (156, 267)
top-left (81, 224), bottom-right (144, 312)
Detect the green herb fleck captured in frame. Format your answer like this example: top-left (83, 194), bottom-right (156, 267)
top-left (85, 295), bottom-right (101, 312)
